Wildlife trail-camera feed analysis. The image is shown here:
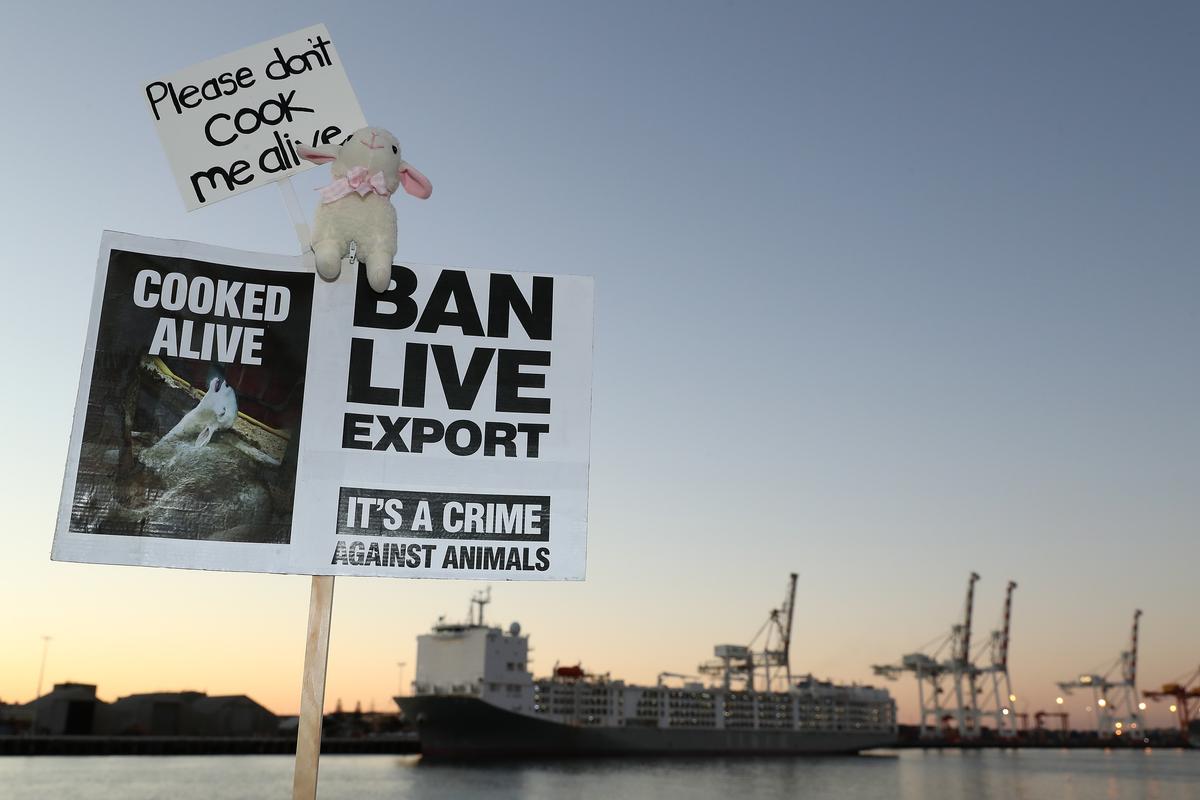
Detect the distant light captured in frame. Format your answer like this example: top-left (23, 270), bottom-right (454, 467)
top-left (1116, 722), bottom-right (1122, 728)
top-left (1056, 696), bottom-right (1065, 705)
top-left (1002, 709), bottom-right (1010, 716)
top-left (1138, 702), bottom-right (1146, 711)
top-left (1009, 694), bottom-right (1017, 702)
top-left (1170, 704), bottom-right (1178, 713)
top-left (1098, 699), bottom-right (1107, 708)
top-left (1081, 676), bottom-right (1093, 684)
top-left (1130, 723), bottom-right (1137, 729)
top-left (1115, 729), bottom-right (1123, 736)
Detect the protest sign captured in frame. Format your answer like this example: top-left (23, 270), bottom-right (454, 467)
top-left (144, 25), bottom-right (367, 210)
top-left (53, 232), bottom-right (594, 580)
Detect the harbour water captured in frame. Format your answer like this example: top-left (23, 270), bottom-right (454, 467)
top-left (3, 749), bottom-right (1198, 799)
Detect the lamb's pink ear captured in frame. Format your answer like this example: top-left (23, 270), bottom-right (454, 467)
top-left (297, 144), bottom-right (339, 165)
top-left (196, 423), bottom-right (217, 448)
top-left (398, 162), bottom-right (432, 199)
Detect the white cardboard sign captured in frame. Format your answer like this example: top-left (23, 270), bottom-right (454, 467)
top-left (144, 25), bottom-right (367, 210)
top-left (53, 232), bottom-right (594, 580)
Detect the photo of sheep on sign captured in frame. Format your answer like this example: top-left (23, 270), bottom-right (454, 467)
top-left (68, 245), bottom-right (314, 544)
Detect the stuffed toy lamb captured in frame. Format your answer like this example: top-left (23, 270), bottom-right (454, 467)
top-left (297, 126), bottom-right (431, 292)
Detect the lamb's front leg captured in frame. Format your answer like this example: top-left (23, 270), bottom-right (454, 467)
top-left (362, 241), bottom-right (398, 292)
top-left (312, 239), bottom-right (344, 282)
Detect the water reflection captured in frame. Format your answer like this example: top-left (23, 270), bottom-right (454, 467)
top-left (2, 748), bottom-right (1197, 800)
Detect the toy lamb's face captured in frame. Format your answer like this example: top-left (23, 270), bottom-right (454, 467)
top-left (298, 126), bottom-right (432, 199)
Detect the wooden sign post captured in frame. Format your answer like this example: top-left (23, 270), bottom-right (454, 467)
top-left (293, 576), bottom-right (335, 800)
top-left (280, 176), bottom-right (334, 800)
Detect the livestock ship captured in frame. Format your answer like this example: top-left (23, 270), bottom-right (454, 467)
top-left (397, 578), bottom-right (897, 758)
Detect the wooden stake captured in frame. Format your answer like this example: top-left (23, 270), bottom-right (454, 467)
top-left (278, 176), bottom-right (332, 799)
top-left (293, 575), bottom-right (335, 800)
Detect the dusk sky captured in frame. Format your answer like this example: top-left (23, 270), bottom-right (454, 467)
top-left (1, 1), bottom-right (1196, 728)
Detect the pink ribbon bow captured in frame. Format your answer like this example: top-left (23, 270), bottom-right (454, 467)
top-left (318, 166), bottom-right (392, 203)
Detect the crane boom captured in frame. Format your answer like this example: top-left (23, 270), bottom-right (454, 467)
top-left (959, 572), bottom-right (980, 665)
top-left (1125, 609), bottom-right (1142, 684)
top-left (782, 572), bottom-right (798, 683)
top-left (998, 581), bottom-right (1017, 669)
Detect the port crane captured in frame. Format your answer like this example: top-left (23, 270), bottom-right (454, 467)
top-left (1143, 664), bottom-right (1200, 739)
top-left (754, 571), bottom-right (798, 691)
top-left (949, 571), bottom-right (983, 739)
top-left (700, 573), bottom-right (798, 692)
top-left (1057, 609), bottom-right (1144, 737)
top-left (1034, 710), bottom-right (1069, 733)
top-left (977, 580), bottom-right (1019, 738)
top-left (873, 573), bottom-right (1019, 739)
top-left (874, 572), bottom-right (981, 739)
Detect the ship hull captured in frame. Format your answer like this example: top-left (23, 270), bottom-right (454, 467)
top-left (399, 695), bottom-right (896, 758)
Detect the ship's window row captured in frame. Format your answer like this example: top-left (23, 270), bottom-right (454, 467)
top-left (524, 682), bottom-right (894, 732)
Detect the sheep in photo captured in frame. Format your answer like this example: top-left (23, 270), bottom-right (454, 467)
top-left (297, 126), bottom-right (432, 292)
top-left (101, 376), bottom-right (282, 543)
top-left (140, 377), bottom-right (239, 472)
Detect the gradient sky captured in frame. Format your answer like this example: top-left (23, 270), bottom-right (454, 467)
top-left (1, 2), bottom-right (1196, 727)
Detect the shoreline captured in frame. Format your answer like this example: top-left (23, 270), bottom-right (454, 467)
top-left (0, 734), bottom-right (418, 757)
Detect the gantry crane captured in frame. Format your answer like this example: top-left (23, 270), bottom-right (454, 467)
top-left (1143, 665), bottom-right (1200, 739)
top-left (748, 572), bottom-right (798, 691)
top-left (1020, 709), bottom-right (1071, 744)
top-left (872, 649), bottom-right (950, 739)
top-left (1057, 609), bottom-right (1144, 737)
top-left (874, 572), bottom-right (990, 739)
top-left (952, 571), bottom-right (982, 738)
top-left (1034, 710), bottom-right (1069, 733)
top-left (700, 573), bottom-right (798, 692)
top-left (975, 580), bottom-right (1019, 737)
